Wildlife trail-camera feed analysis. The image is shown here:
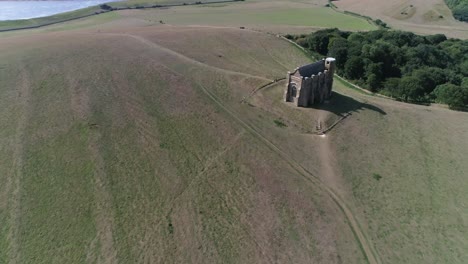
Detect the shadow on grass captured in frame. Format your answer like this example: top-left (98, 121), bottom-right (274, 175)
top-left (310, 92), bottom-right (386, 116)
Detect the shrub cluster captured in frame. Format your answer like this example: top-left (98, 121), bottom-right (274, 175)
top-left (294, 29), bottom-right (468, 109)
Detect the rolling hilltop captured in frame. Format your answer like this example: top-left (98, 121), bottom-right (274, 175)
top-left (0, 1), bottom-right (467, 263)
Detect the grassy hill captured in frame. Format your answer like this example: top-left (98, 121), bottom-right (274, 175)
top-left (0, 3), bottom-right (467, 264)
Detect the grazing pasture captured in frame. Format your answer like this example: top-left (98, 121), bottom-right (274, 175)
top-left (0, 2), bottom-right (466, 264)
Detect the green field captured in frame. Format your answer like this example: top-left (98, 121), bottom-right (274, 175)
top-left (0, 1), bottom-right (466, 264)
top-left (136, 6), bottom-right (376, 31)
top-left (0, 27), bottom-right (367, 263)
top-left (0, 0), bottom-right (225, 31)
top-left (0, 0), bottom-right (376, 33)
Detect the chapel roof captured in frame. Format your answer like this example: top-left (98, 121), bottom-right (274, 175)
top-left (297, 60), bottom-right (325, 78)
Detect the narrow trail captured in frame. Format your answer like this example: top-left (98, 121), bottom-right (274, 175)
top-left (167, 131), bottom-right (245, 208)
top-left (88, 132), bottom-right (118, 264)
top-left (197, 84), bottom-right (381, 264)
top-left (316, 136), bottom-right (340, 189)
top-left (6, 63), bottom-right (31, 264)
top-left (97, 33), bottom-right (272, 83)
top-left (159, 130), bottom-right (275, 264)
top-left (66, 68), bottom-right (118, 263)
top-left (91, 29), bottom-right (380, 263)
top-left (241, 78), bottom-right (286, 103)
top-left (144, 60), bottom-right (274, 263)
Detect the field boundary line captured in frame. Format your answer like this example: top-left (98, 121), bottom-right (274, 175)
top-left (98, 32), bottom-right (272, 82)
top-left (326, 0), bottom-right (380, 28)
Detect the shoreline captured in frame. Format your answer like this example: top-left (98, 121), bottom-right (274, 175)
top-left (0, 0), bottom-right (241, 31)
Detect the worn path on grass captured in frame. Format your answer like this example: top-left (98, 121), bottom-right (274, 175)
top-left (95, 32), bottom-right (273, 83)
top-left (198, 82), bottom-right (381, 264)
top-left (6, 62), bottom-right (31, 264)
top-left (82, 28), bottom-right (380, 264)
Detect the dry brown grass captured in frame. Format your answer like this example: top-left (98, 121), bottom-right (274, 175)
top-left (0, 9), bottom-right (467, 263)
top-left (0, 27), bottom-right (366, 263)
top-left (334, 0), bottom-right (468, 38)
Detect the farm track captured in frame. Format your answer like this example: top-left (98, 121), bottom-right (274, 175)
top-left (198, 82), bottom-right (381, 264)
top-left (241, 78), bottom-right (286, 104)
top-left (88, 132), bottom-right (118, 264)
top-left (1, 29), bottom-right (380, 263)
top-left (6, 63), bottom-right (31, 264)
top-left (95, 31), bottom-right (380, 264)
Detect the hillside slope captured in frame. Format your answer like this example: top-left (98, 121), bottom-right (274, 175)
top-left (0, 22), bottom-right (467, 264)
top-left (0, 27), bottom-right (366, 263)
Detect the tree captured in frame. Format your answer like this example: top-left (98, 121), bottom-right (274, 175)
top-left (462, 77), bottom-right (468, 87)
top-left (412, 67), bottom-right (448, 97)
top-left (459, 60), bottom-right (468, 76)
top-left (398, 76), bottom-right (424, 101)
top-left (361, 41), bottom-right (401, 78)
top-left (407, 44), bottom-right (448, 68)
top-left (433, 83), bottom-right (468, 109)
top-left (365, 62), bottom-right (383, 81)
top-left (296, 38), bottom-right (308, 48)
top-left (383, 78), bottom-right (401, 96)
top-left (295, 28), bottom-right (468, 107)
top-left (344, 56), bottom-right (364, 80)
top-left (380, 30), bottom-right (425, 48)
top-left (306, 29), bottom-right (338, 55)
top-left (426, 34), bottom-right (447, 45)
top-left (100, 4), bottom-right (112, 10)
top-left (328, 37), bottom-right (348, 69)
top-left (367, 74), bottom-right (381, 92)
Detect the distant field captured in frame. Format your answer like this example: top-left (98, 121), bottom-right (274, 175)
top-left (0, 0), bottom-right (230, 31)
top-left (0, 0), bottom-right (376, 33)
top-left (129, 4), bottom-right (376, 31)
top-left (334, 0), bottom-right (468, 39)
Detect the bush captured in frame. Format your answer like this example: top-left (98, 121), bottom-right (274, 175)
top-left (100, 4), bottom-right (112, 10)
top-left (274, 119), bottom-right (287, 128)
top-left (375, 19), bottom-right (388, 29)
top-left (433, 83), bottom-right (468, 109)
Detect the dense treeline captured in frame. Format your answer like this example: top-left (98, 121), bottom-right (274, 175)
top-left (287, 29), bottom-right (468, 109)
top-left (445, 0), bottom-right (468, 22)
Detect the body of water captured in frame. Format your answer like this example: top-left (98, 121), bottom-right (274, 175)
top-left (0, 1), bottom-right (116, 21)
